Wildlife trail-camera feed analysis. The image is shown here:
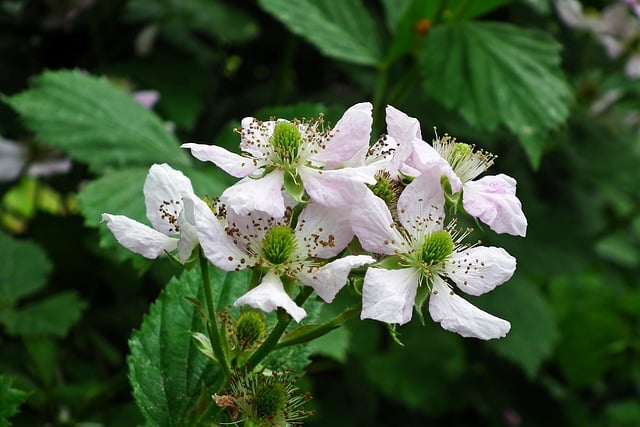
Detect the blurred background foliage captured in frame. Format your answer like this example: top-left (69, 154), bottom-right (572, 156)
top-left (1, 0), bottom-right (639, 426)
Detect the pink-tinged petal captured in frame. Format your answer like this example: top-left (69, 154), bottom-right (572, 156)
top-left (181, 143), bottom-right (262, 178)
top-left (101, 213), bottom-right (177, 258)
top-left (407, 140), bottom-right (463, 192)
top-left (445, 246), bottom-right (516, 296)
top-left (298, 255), bottom-right (375, 303)
top-left (462, 174), bottom-right (527, 237)
top-left (239, 117), bottom-right (275, 158)
top-left (221, 169), bottom-right (286, 217)
top-left (176, 209), bottom-right (199, 263)
top-left (351, 190), bottom-right (407, 254)
top-left (144, 163), bottom-right (195, 235)
top-left (312, 102), bottom-right (373, 167)
top-left (397, 168), bottom-right (446, 237)
top-left (429, 277), bottom-right (511, 340)
top-left (234, 271), bottom-right (307, 322)
top-left (361, 267), bottom-right (420, 325)
top-left (385, 105), bottom-right (422, 141)
top-left (186, 196), bottom-right (251, 271)
top-left (295, 203), bottom-right (354, 258)
top-left (133, 90), bottom-right (160, 109)
top-left (298, 165), bottom-right (375, 207)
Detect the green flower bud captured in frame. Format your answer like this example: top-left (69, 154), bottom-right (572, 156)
top-left (235, 310), bottom-right (267, 349)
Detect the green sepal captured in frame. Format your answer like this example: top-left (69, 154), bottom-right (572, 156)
top-left (414, 285), bottom-right (431, 326)
top-left (191, 332), bottom-right (217, 362)
top-left (275, 307), bottom-right (359, 349)
top-left (386, 324), bottom-right (405, 347)
top-left (376, 255), bottom-right (405, 270)
top-left (283, 170), bottom-right (306, 204)
top-left (164, 245), bottom-right (199, 269)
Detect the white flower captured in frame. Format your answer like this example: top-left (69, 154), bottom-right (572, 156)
top-left (384, 106), bottom-right (527, 237)
top-left (101, 163), bottom-right (199, 263)
top-left (182, 103), bottom-right (377, 217)
top-left (351, 169), bottom-right (516, 339)
top-left (189, 198), bottom-right (374, 321)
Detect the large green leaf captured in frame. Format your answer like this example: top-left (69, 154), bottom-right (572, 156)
top-left (0, 376), bottom-right (29, 427)
top-left (4, 70), bottom-right (190, 173)
top-left (478, 278), bottom-right (559, 378)
top-left (421, 22), bottom-right (572, 167)
top-left (258, 0), bottom-right (382, 66)
top-left (128, 266), bottom-right (249, 426)
top-left (2, 292), bottom-right (86, 337)
top-left (0, 232), bottom-right (52, 307)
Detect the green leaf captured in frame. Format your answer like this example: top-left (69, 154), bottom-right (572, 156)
top-left (126, 0), bottom-right (259, 44)
top-left (421, 22), bottom-right (572, 167)
top-left (0, 232), bottom-right (52, 307)
top-left (0, 376), bottom-right (29, 427)
top-left (478, 278), bottom-right (559, 378)
top-left (258, 0), bottom-right (382, 66)
top-left (364, 321), bottom-right (466, 416)
top-left (128, 266), bottom-right (249, 426)
top-left (2, 292), bottom-right (86, 337)
top-left (4, 70), bottom-right (190, 173)
top-left (549, 273), bottom-right (633, 387)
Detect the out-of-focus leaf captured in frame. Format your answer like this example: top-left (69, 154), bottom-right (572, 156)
top-left (0, 376), bottom-right (29, 427)
top-left (258, 0), bottom-right (382, 66)
top-left (549, 274), bottom-right (633, 387)
top-left (4, 70), bottom-right (190, 174)
top-left (2, 292), bottom-right (86, 337)
top-left (421, 22), bottom-right (571, 167)
top-left (128, 266), bottom-right (248, 426)
top-left (601, 400), bottom-right (640, 427)
top-left (364, 321), bottom-right (466, 416)
top-left (0, 232), bottom-right (52, 306)
top-left (126, 0), bottom-right (259, 44)
top-left (478, 278), bottom-right (559, 378)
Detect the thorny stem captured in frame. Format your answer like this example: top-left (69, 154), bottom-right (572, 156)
top-left (199, 249), bottom-right (231, 383)
top-left (243, 286), bottom-right (314, 371)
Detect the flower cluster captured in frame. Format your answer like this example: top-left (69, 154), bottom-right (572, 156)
top-left (102, 102), bottom-right (526, 340)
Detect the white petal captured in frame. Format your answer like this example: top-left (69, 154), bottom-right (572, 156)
top-left (312, 102), bottom-right (373, 167)
top-left (429, 277), bottom-right (510, 340)
top-left (396, 168), bottom-right (446, 237)
top-left (294, 203), bottom-right (354, 258)
top-left (176, 200), bottom-right (200, 263)
top-left (187, 196), bottom-right (251, 271)
top-left (462, 174), bottom-right (527, 237)
top-left (299, 165), bottom-right (375, 208)
top-left (445, 246), bottom-right (516, 296)
top-left (298, 255), bottom-right (375, 303)
top-left (101, 213), bottom-right (177, 258)
top-left (407, 140), bottom-right (463, 192)
top-left (351, 190), bottom-right (407, 255)
top-left (0, 138), bottom-right (25, 182)
top-left (239, 117), bottom-right (275, 158)
top-left (144, 164), bottom-right (195, 235)
top-left (181, 143), bottom-right (262, 178)
top-left (385, 105), bottom-right (422, 141)
top-left (234, 271), bottom-right (307, 322)
top-left (221, 169), bottom-right (285, 217)
top-left (361, 267), bottom-right (420, 325)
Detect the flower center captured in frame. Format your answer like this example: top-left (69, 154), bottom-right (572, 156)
top-left (433, 134), bottom-right (495, 182)
top-left (420, 230), bottom-right (454, 267)
top-left (235, 310), bottom-right (267, 349)
top-left (254, 381), bottom-right (288, 419)
top-left (270, 121), bottom-right (301, 165)
top-left (262, 225), bottom-right (297, 265)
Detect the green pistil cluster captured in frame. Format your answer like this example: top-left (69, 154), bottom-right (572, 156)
top-left (270, 121), bottom-right (302, 165)
top-left (235, 311), bottom-right (267, 350)
top-left (449, 142), bottom-right (473, 170)
top-left (370, 172), bottom-right (401, 207)
top-left (254, 381), bottom-right (288, 420)
top-left (420, 230), bottom-right (454, 268)
top-left (434, 134), bottom-right (495, 182)
top-left (262, 225), bottom-right (297, 265)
